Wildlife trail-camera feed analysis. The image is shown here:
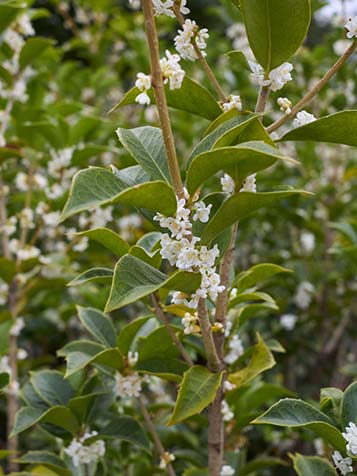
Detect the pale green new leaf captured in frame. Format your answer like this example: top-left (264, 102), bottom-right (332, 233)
top-left (201, 190), bottom-right (312, 244)
top-left (235, 262), bottom-right (293, 291)
top-left (168, 366), bottom-right (224, 425)
top-left (280, 111), bottom-right (357, 147)
top-left (253, 399), bottom-right (346, 452)
top-left (291, 454), bottom-right (338, 476)
top-left (240, 0), bottom-right (311, 71)
top-left (229, 333), bottom-right (275, 387)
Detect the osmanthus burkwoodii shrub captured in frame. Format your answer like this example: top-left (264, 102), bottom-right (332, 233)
top-left (5, 1), bottom-right (357, 476)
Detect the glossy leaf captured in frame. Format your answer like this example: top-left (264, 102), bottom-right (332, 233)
top-left (77, 306), bottom-right (116, 347)
top-left (116, 126), bottom-right (170, 182)
top-left (105, 254), bottom-right (201, 312)
top-left (67, 267), bottom-right (113, 287)
top-left (19, 38), bottom-right (54, 69)
top-left (291, 454), bottom-right (338, 476)
top-left (280, 111), bottom-right (357, 147)
top-left (30, 371), bottom-right (74, 407)
top-left (60, 167), bottom-right (177, 221)
top-left (76, 227), bottom-right (130, 256)
top-left (235, 262), bottom-right (293, 291)
top-left (341, 381), bottom-right (357, 428)
top-left (201, 189), bottom-right (311, 244)
top-left (253, 399), bottom-right (346, 452)
top-left (102, 415), bottom-right (150, 451)
top-left (17, 451), bottom-right (70, 476)
top-left (116, 316), bottom-right (153, 355)
top-left (168, 366), bottom-right (224, 425)
top-left (229, 334), bottom-right (275, 387)
top-left (187, 140), bottom-right (297, 194)
top-left (240, 0), bottom-right (311, 71)
top-left (110, 76), bottom-right (222, 120)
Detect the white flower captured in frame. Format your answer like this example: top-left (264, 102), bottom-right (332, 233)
top-left (248, 61), bottom-right (268, 86)
top-left (220, 465), bottom-right (235, 476)
top-left (332, 450), bottom-right (353, 475)
top-left (17, 348), bottom-right (27, 360)
top-left (0, 356), bottom-right (11, 375)
top-left (174, 19), bottom-right (209, 61)
top-left (160, 50), bottom-right (185, 90)
top-left (18, 14), bottom-right (35, 36)
top-left (159, 452), bottom-right (176, 469)
top-left (277, 97), bottom-right (292, 115)
top-left (115, 372), bottom-right (143, 398)
top-left (333, 39), bottom-right (351, 56)
top-left (222, 95), bottom-right (242, 112)
top-left (152, 0), bottom-right (175, 17)
top-left (280, 313), bottom-right (297, 331)
top-left (224, 380), bottom-right (236, 392)
top-left (225, 335), bottom-right (244, 364)
top-left (0, 280), bottom-right (9, 305)
top-left (300, 231), bottom-right (315, 253)
top-left (221, 174), bottom-right (235, 195)
top-left (19, 208), bottom-right (34, 229)
top-left (221, 400), bottom-right (234, 422)
top-left (127, 351), bottom-right (139, 367)
top-left (135, 73), bottom-right (152, 105)
top-left (193, 201), bottom-right (212, 223)
top-left (293, 111), bottom-right (316, 128)
top-left (64, 431), bottom-right (105, 467)
top-left (10, 317), bottom-right (25, 337)
top-left (182, 312), bottom-right (200, 335)
top-left (343, 422), bottom-right (357, 456)
top-left (294, 281), bottom-right (315, 310)
top-left (345, 17), bottom-right (357, 39)
top-left (179, 0), bottom-right (190, 15)
top-left (240, 174), bottom-right (256, 193)
top-left (268, 62), bottom-right (293, 91)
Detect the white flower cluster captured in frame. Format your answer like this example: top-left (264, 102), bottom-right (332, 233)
top-left (222, 95), bottom-right (242, 112)
top-left (0, 355), bottom-right (11, 375)
top-left (10, 317), bottom-right (25, 337)
top-left (155, 198), bottom-right (224, 311)
top-left (280, 313), bottom-right (297, 331)
top-left (115, 372), bottom-right (143, 398)
top-left (160, 50), bottom-right (185, 90)
top-left (159, 451), bottom-right (176, 469)
top-left (221, 174), bottom-right (235, 195)
top-left (343, 422), bottom-right (357, 456)
top-left (8, 239), bottom-right (40, 261)
top-left (224, 335), bottom-right (244, 364)
top-left (240, 174), bottom-right (256, 193)
top-left (293, 111), bottom-right (316, 128)
top-left (332, 450), bottom-right (353, 475)
top-left (220, 465), bottom-right (235, 476)
top-left (277, 97), bottom-right (292, 115)
top-left (182, 312), bottom-right (200, 335)
top-left (64, 431), bottom-right (105, 467)
top-left (345, 17), bottom-right (357, 39)
top-left (152, 0), bottom-right (189, 17)
top-left (294, 281), bottom-right (315, 310)
top-left (135, 73), bottom-right (152, 106)
top-left (249, 61), bottom-right (293, 91)
top-left (46, 147), bottom-right (77, 199)
top-left (15, 172), bottom-right (48, 192)
top-left (221, 400), bottom-right (234, 422)
top-left (174, 19), bottom-right (209, 61)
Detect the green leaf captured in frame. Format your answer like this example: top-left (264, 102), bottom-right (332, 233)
top-left (19, 37), bottom-right (54, 69)
top-left (239, 457), bottom-right (288, 476)
top-left (0, 372), bottom-right (10, 391)
top-left (60, 167), bottom-right (177, 221)
top-left (30, 371), bottom-right (74, 407)
top-left (17, 451), bottom-right (70, 476)
top-left (105, 254), bottom-right (201, 312)
top-left (67, 267), bottom-right (113, 287)
top-left (186, 140), bottom-right (297, 194)
top-left (235, 263), bottom-right (293, 291)
top-left (116, 316), bottom-right (153, 355)
top-left (253, 399), bottom-right (346, 452)
top-left (129, 245), bottom-right (162, 268)
top-left (291, 454), bottom-right (338, 476)
top-left (11, 405), bottom-right (79, 436)
top-left (110, 76), bottom-right (222, 120)
top-left (116, 127), bottom-right (170, 182)
top-left (0, 4), bottom-right (21, 34)
top-left (280, 111), bottom-right (357, 147)
top-left (341, 381), bottom-right (357, 428)
top-left (168, 366), bottom-right (224, 425)
top-left (237, 302), bottom-right (279, 326)
top-left (229, 290), bottom-right (276, 308)
top-left (76, 227), bottom-right (130, 256)
top-left (102, 415), bottom-right (150, 451)
top-left (240, 0), bottom-right (311, 71)
top-left (229, 333), bottom-right (275, 387)
top-left (77, 306), bottom-right (116, 348)
top-left (201, 189), bottom-right (311, 244)
top-left (226, 50), bottom-right (251, 72)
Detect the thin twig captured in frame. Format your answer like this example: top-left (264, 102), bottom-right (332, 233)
top-left (267, 41), bottom-right (357, 134)
top-left (138, 396), bottom-right (176, 476)
top-left (151, 294), bottom-right (194, 367)
top-left (255, 84), bottom-right (270, 114)
top-left (142, 0), bottom-right (184, 199)
top-left (173, 4), bottom-right (227, 102)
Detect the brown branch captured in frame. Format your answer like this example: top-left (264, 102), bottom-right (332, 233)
top-left (197, 299), bottom-right (221, 373)
top-left (142, 0), bottom-right (184, 199)
top-left (138, 396), bottom-right (176, 476)
top-left (255, 84), bottom-right (270, 114)
top-left (267, 41), bottom-right (357, 134)
top-left (151, 294), bottom-right (194, 367)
